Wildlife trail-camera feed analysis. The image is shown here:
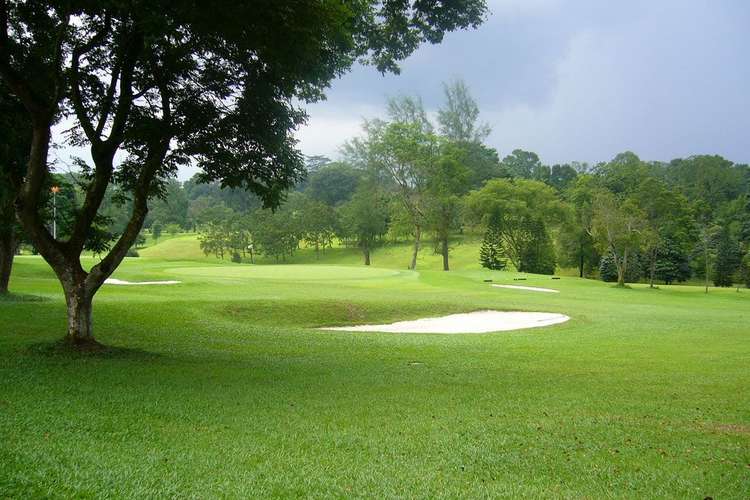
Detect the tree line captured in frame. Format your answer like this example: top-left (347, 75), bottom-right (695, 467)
top-left (188, 81), bottom-right (750, 290)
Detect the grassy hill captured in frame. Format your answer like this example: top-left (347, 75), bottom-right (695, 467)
top-left (138, 233), bottom-right (500, 272)
top-left (1, 254), bottom-right (749, 496)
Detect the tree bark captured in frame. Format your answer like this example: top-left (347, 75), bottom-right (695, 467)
top-left (441, 236), bottom-right (449, 271)
top-left (63, 280), bottom-right (95, 344)
top-left (649, 247), bottom-right (656, 288)
top-left (0, 232), bottom-right (15, 294)
top-left (579, 250), bottom-right (584, 278)
top-left (409, 225), bottom-right (421, 270)
top-left (363, 246), bottom-right (371, 266)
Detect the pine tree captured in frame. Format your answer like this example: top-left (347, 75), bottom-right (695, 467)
top-left (479, 222), bottom-right (506, 270)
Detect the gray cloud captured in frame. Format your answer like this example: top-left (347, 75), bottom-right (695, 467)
top-left (297, 0), bottom-right (750, 167)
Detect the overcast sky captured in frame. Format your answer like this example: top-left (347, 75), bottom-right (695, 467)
top-left (50, 0), bottom-right (749, 180)
top-left (296, 0), bottom-right (750, 169)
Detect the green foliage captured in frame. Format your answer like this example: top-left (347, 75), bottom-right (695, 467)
top-left (251, 208), bottom-right (301, 262)
top-left (518, 219), bottom-right (556, 275)
top-left (298, 196), bottom-right (338, 258)
top-left (590, 190), bottom-right (647, 286)
top-left (305, 163), bottom-right (361, 206)
top-left (654, 237), bottom-right (691, 284)
top-left (338, 186), bottom-right (390, 265)
top-left (713, 227), bottom-right (741, 287)
top-left (500, 149), bottom-right (544, 180)
top-left (437, 79), bottom-right (490, 143)
top-left (479, 222), bottom-right (506, 270)
top-left (151, 222), bottom-right (163, 243)
top-left (465, 178), bottom-right (563, 271)
top-left (599, 251), bottom-right (643, 283)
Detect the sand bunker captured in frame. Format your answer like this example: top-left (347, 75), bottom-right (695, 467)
top-left (104, 278), bottom-right (181, 285)
top-left (321, 310), bottom-right (569, 334)
top-left (492, 284), bottom-right (559, 293)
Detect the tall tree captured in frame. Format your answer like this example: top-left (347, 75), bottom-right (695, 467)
top-left (350, 99), bottom-right (439, 270)
top-left (590, 191), bottom-right (647, 287)
top-left (558, 175), bottom-right (598, 278)
top-left (0, 85), bottom-right (28, 294)
top-left (424, 150), bottom-right (470, 271)
top-left (713, 226), bottom-right (741, 287)
top-left (0, 1), bottom-right (486, 346)
top-left (437, 79), bottom-right (490, 143)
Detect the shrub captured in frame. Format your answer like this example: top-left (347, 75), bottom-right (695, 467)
top-left (125, 248), bottom-right (139, 258)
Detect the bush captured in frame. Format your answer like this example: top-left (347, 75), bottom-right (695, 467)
top-left (126, 248), bottom-right (139, 258)
top-left (231, 251), bottom-right (242, 263)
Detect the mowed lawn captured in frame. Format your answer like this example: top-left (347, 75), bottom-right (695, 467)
top-left (1, 254), bottom-right (749, 497)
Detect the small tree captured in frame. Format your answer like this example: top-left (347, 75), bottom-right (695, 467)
top-left (479, 220), bottom-right (506, 270)
top-left (299, 197), bottom-right (338, 259)
top-left (338, 186), bottom-right (389, 265)
top-left (151, 222), bottom-right (163, 244)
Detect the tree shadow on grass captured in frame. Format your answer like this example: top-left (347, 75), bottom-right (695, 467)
top-left (0, 292), bottom-right (52, 303)
top-left (25, 339), bottom-right (163, 361)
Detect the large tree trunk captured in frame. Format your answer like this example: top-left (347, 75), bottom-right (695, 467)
top-left (63, 281), bottom-right (95, 345)
top-left (409, 225), bottom-right (421, 270)
top-left (0, 232), bottom-right (15, 294)
top-left (441, 236), bottom-right (449, 271)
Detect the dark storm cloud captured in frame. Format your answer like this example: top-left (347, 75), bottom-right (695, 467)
top-left (298, 0), bottom-right (750, 167)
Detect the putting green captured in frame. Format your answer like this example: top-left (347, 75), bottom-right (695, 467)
top-left (167, 264), bottom-right (407, 281)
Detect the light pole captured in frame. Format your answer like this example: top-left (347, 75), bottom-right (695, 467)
top-left (50, 185), bottom-right (60, 240)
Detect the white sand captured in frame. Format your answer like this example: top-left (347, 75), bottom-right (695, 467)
top-left (104, 278), bottom-right (181, 285)
top-left (321, 310), bottom-right (569, 334)
top-left (492, 284), bottom-right (559, 293)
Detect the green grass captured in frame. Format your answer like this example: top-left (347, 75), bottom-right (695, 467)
top-left (1, 252), bottom-right (749, 497)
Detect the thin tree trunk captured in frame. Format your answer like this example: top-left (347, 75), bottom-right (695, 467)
top-left (649, 248), bottom-right (656, 288)
top-left (616, 250), bottom-right (627, 287)
top-left (0, 232), bottom-right (15, 294)
top-left (409, 225), bottom-right (421, 270)
top-left (705, 243), bottom-right (709, 293)
top-left (579, 244), bottom-right (584, 278)
top-left (441, 236), bottom-right (449, 271)
top-left (363, 245), bottom-right (371, 266)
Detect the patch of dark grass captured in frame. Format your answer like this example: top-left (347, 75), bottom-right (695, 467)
top-left (25, 339), bottom-right (162, 361)
top-left (0, 292), bottom-right (51, 303)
